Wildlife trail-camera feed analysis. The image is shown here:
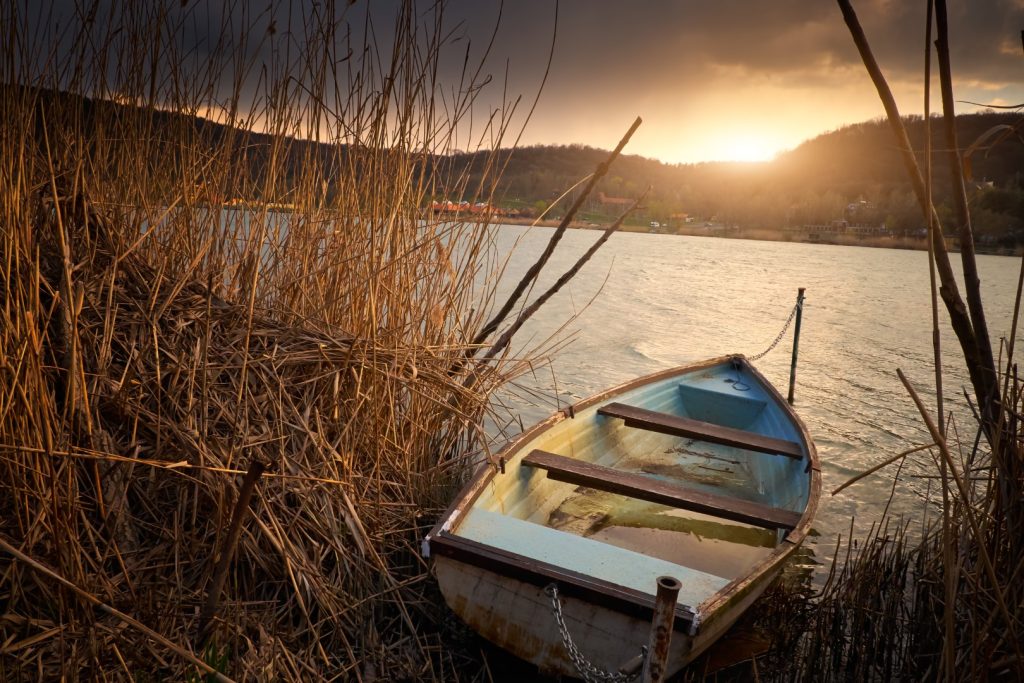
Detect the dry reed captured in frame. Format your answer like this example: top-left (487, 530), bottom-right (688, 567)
top-left (0, 1), bottom-right (582, 680)
top-left (681, 5), bottom-right (1023, 680)
top-left (716, 4), bottom-right (1024, 680)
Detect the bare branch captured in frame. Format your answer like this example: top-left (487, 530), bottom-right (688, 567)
top-left (470, 116), bottom-right (642, 350)
top-left (480, 188), bottom-right (649, 364)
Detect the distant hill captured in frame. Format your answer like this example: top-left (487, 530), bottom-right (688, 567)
top-left (26, 87), bottom-right (1023, 243)
top-left (455, 112), bottom-right (1023, 242)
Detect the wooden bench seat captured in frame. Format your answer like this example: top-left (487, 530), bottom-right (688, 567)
top-left (597, 402), bottom-right (803, 460)
top-left (522, 449), bottom-right (803, 530)
top-left (454, 507), bottom-right (729, 607)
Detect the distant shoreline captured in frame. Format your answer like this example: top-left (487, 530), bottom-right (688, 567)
top-left (496, 217), bottom-right (1023, 257)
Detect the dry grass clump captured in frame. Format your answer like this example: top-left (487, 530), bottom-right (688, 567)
top-left (3, 191), bottom-right (491, 680)
top-left (0, 1), bottom-right (554, 679)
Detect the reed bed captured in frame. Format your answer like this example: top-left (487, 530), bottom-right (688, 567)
top-left (0, 1), bottom-right (566, 679)
top-left (733, 383), bottom-right (1023, 681)
top-left (790, 3), bottom-right (1024, 678)
top-left (683, 398), bottom-right (1021, 680)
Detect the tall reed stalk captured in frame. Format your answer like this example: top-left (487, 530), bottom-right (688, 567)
top-left (749, 3), bottom-right (1024, 680)
top-left (0, 1), bottom-right (574, 679)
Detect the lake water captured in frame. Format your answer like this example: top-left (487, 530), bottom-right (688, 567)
top-left (486, 224), bottom-right (1021, 575)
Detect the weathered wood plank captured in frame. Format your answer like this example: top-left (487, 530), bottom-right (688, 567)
top-left (522, 449), bottom-right (803, 530)
top-left (597, 402), bottom-right (803, 459)
top-left (429, 532), bottom-right (698, 632)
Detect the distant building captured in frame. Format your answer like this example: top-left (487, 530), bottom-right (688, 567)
top-left (801, 219), bottom-right (888, 240)
top-left (669, 212), bottom-right (691, 227)
top-left (430, 200), bottom-right (509, 217)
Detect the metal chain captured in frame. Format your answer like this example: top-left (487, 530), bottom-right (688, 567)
top-left (544, 584), bottom-right (642, 683)
top-left (748, 300), bottom-right (802, 362)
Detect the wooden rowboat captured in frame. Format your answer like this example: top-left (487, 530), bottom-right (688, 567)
top-left (424, 355), bottom-right (820, 679)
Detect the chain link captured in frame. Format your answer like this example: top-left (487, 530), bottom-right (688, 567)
top-left (545, 584), bottom-right (643, 683)
top-left (748, 300), bottom-right (801, 362)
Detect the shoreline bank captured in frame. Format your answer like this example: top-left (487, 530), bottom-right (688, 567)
top-left (495, 217), bottom-right (1023, 257)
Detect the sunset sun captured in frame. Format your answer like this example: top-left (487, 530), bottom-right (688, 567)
top-left (718, 134), bottom-right (780, 162)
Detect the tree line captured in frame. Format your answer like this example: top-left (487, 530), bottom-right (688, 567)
top-left (32, 88), bottom-right (1021, 243)
top-left (453, 112), bottom-right (1024, 244)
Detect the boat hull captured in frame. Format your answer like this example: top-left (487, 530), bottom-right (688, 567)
top-left (427, 355), bottom-right (820, 678)
top-left (433, 538), bottom-right (795, 677)
top-left (435, 558), bottom-right (690, 676)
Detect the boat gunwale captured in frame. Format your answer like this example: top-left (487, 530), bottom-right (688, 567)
top-left (425, 353), bottom-right (821, 633)
top-left (429, 531), bottom-right (699, 631)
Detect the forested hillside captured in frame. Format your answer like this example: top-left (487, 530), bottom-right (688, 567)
top-left (458, 112), bottom-right (1023, 243)
top-left (33, 87), bottom-right (1021, 243)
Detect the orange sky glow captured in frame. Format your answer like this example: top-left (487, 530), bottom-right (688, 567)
top-left (439, 0), bottom-right (1024, 164)
top-left (29, 1), bottom-right (1024, 165)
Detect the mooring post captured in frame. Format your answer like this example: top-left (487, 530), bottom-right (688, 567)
top-left (642, 575), bottom-right (681, 683)
top-left (787, 288), bottom-right (806, 405)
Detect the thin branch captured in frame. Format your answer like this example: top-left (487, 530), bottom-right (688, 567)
top-left (935, 0), bottom-right (998, 423)
top-left (831, 442), bottom-right (936, 496)
top-left (469, 116), bottom-right (642, 350)
top-left (480, 188), bottom-right (649, 365)
top-left (923, 0), bottom-right (944, 438)
top-left (836, 0), bottom-right (998, 444)
top-left (198, 459), bottom-right (266, 647)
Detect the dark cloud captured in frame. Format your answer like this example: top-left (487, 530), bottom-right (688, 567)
top-left (27, 0), bottom-right (1023, 90)
top-left (445, 0), bottom-right (1022, 88)
top-left (22, 0), bottom-right (1024, 161)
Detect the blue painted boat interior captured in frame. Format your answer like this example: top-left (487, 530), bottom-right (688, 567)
top-left (452, 359), bottom-right (811, 608)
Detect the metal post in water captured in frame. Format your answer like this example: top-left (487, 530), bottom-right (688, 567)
top-left (787, 287), bottom-right (806, 405)
top-left (642, 575), bottom-right (681, 683)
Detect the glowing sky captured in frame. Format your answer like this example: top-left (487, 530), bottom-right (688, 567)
top-left (436, 0), bottom-right (1024, 163)
top-left (28, 1), bottom-right (1024, 164)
